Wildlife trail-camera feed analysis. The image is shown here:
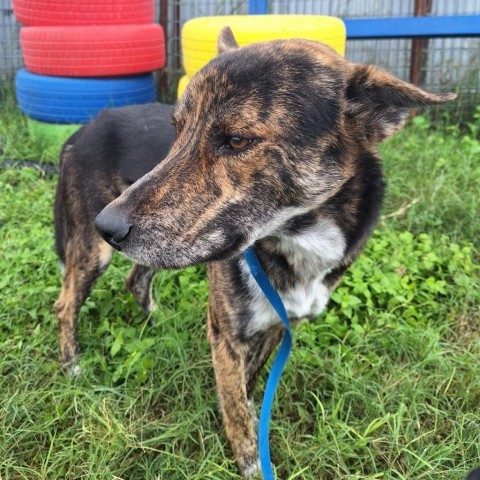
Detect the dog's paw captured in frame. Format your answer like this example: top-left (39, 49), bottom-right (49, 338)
top-left (145, 299), bottom-right (157, 313)
top-left (241, 459), bottom-right (261, 479)
top-left (133, 292), bottom-right (156, 315)
top-left (65, 363), bottom-right (82, 378)
top-left (62, 355), bottom-right (82, 378)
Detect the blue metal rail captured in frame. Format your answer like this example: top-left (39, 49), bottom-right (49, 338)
top-left (344, 15), bottom-right (480, 39)
top-left (247, 1), bottom-right (480, 40)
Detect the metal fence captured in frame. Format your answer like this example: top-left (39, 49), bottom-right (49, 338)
top-left (0, 0), bottom-right (21, 81)
top-left (2, 0), bottom-right (480, 121)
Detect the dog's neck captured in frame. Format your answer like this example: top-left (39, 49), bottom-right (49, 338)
top-left (236, 213), bottom-right (347, 337)
top-left (235, 151), bottom-right (384, 338)
top-left (256, 215), bottom-right (347, 287)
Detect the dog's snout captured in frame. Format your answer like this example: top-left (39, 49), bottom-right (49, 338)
top-left (94, 207), bottom-right (132, 249)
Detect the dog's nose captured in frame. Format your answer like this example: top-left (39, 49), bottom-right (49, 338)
top-left (94, 207), bottom-right (132, 249)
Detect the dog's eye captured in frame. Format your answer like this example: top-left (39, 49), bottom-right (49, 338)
top-left (225, 135), bottom-right (252, 151)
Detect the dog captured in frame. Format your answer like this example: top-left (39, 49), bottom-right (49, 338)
top-left (55, 27), bottom-right (455, 478)
top-left (54, 103), bottom-right (175, 371)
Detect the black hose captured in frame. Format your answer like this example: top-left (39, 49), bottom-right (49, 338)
top-left (0, 158), bottom-right (59, 177)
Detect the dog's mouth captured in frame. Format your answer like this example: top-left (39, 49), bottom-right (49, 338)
top-left (199, 233), bottom-right (248, 263)
top-left (102, 222), bottom-right (248, 270)
top-left (120, 241), bottom-right (246, 270)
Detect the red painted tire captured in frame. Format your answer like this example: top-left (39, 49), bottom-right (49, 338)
top-left (21, 25), bottom-right (165, 77)
top-left (12, 0), bottom-right (154, 26)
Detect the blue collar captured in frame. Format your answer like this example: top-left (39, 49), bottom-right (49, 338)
top-left (244, 246), bottom-right (293, 479)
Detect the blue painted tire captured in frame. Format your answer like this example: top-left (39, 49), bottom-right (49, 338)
top-left (15, 69), bottom-right (157, 123)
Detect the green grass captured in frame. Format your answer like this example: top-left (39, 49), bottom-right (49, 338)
top-left (0, 88), bottom-right (68, 164)
top-left (0, 96), bottom-right (479, 479)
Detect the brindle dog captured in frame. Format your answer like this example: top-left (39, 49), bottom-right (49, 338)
top-left (56, 27), bottom-right (455, 477)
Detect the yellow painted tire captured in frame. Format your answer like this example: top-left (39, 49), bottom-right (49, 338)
top-left (177, 74), bottom-right (190, 99)
top-left (182, 15), bottom-right (346, 77)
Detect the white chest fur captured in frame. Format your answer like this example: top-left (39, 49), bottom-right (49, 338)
top-left (240, 218), bottom-right (346, 336)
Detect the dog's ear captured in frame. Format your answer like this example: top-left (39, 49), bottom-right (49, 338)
top-left (217, 26), bottom-right (239, 55)
top-left (346, 63), bottom-right (456, 142)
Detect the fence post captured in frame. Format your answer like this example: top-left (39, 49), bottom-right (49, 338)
top-left (248, 0), bottom-right (268, 15)
top-left (410, 0), bottom-right (432, 86)
top-left (158, 0), bottom-right (169, 100)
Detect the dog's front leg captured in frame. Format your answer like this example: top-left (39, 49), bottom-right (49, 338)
top-left (125, 263), bottom-right (157, 313)
top-left (207, 303), bottom-right (260, 478)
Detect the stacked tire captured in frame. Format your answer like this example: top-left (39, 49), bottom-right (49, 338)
top-left (13, 0), bottom-right (165, 140)
top-left (178, 15), bottom-right (346, 98)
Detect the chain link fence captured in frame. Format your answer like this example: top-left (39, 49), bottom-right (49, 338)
top-left (2, 0), bottom-right (479, 121)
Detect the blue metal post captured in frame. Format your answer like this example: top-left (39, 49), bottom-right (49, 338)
top-left (248, 0), bottom-right (267, 15)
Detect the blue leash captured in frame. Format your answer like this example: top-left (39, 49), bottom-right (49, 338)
top-left (243, 247), bottom-right (293, 480)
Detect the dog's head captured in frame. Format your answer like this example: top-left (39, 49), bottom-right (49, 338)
top-left (95, 27), bottom-right (455, 269)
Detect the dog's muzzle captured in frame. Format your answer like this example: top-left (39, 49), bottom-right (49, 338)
top-left (94, 207), bottom-right (132, 250)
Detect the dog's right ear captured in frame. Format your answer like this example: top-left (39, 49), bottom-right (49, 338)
top-left (217, 26), bottom-right (239, 55)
